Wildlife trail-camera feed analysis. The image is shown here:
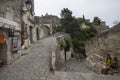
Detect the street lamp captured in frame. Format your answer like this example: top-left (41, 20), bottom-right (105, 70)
top-left (25, 0), bottom-right (32, 11)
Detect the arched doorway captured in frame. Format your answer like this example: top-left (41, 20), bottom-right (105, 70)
top-left (29, 26), bottom-right (33, 43)
top-left (36, 28), bottom-right (40, 40)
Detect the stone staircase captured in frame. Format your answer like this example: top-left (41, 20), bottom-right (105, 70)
top-left (51, 71), bottom-right (120, 80)
top-left (49, 58), bottom-right (120, 80)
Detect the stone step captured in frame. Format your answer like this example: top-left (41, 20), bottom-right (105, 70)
top-left (54, 71), bottom-right (120, 80)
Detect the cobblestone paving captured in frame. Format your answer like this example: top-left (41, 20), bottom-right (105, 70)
top-left (0, 36), bottom-right (120, 80)
top-left (0, 37), bottom-right (56, 80)
top-left (58, 58), bottom-right (92, 73)
top-left (56, 58), bottom-right (120, 80)
top-left (55, 71), bottom-right (120, 80)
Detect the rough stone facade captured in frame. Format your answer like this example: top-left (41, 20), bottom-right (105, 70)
top-left (93, 21), bottom-right (110, 33)
top-left (38, 14), bottom-right (60, 25)
top-left (0, 0), bottom-right (22, 25)
top-left (34, 16), bottom-right (50, 40)
top-left (35, 14), bottom-right (60, 35)
top-left (86, 23), bottom-right (120, 73)
top-left (0, 0), bottom-right (23, 64)
top-left (33, 24), bottom-right (50, 42)
top-left (21, 0), bottom-right (35, 49)
top-left (0, 0), bottom-right (35, 64)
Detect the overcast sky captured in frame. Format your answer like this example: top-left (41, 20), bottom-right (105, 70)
top-left (35, 0), bottom-right (120, 27)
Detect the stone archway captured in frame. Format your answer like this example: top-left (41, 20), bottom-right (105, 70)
top-left (36, 28), bottom-right (40, 40)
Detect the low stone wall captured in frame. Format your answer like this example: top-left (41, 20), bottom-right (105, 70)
top-left (86, 23), bottom-right (120, 74)
top-left (55, 34), bottom-right (73, 70)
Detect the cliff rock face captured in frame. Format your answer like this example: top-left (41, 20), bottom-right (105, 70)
top-left (85, 23), bottom-right (120, 74)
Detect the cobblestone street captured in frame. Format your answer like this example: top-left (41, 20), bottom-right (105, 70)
top-left (58, 58), bottom-right (92, 73)
top-left (0, 36), bottom-right (120, 80)
top-left (0, 37), bottom-right (56, 80)
top-left (56, 58), bottom-right (120, 80)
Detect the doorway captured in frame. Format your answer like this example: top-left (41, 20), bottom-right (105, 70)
top-left (36, 28), bottom-right (40, 40)
top-left (0, 43), bottom-right (7, 64)
top-left (29, 26), bottom-right (33, 43)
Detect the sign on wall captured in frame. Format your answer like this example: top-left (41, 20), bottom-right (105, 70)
top-left (12, 37), bottom-right (18, 53)
top-left (0, 34), bottom-right (5, 43)
top-left (12, 37), bottom-right (21, 53)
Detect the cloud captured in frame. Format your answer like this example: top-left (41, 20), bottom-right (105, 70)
top-left (34, 0), bottom-right (120, 27)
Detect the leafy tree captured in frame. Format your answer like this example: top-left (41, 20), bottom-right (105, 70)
top-left (93, 17), bottom-right (101, 25)
top-left (60, 8), bottom-right (98, 57)
top-left (61, 8), bottom-right (73, 18)
top-left (55, 25), bottom-right (63, 32)
top-left (64, 37), bottom-right (73, 51)
top-left (60, 8), bottom-right (74, 32)
top-left (59, 37), bottom-right (73, 61)
top-left (60, 38), bottom-right (66, 49)
top-left (76, 17), bottom-right (85, 24)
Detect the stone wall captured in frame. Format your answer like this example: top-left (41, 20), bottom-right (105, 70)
top-left (33, 24), bottom-right (50, 42)
top-left (0, 0), bottom-right (22, 25)
top-left (93, 21), bottom-right (109, 33)
top-left (0, 0), bottom-right (24, 64)
top-left (34, 15), bottom-right (60, 34)
top-left (85, 23), bottom-right (120, 73)
top-left (55, 34), bottom-right (73, 70)
top-left (21, 0), bottom-right (35, 48)
top-left (34, 16), bottom-right (51, 40)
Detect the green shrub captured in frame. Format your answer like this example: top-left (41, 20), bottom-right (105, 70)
top-left (60, 38), bottom-right (66, 49)
top-left (64, 37), bottom-right (73, 51)
top-left (59, 37), bottom-right (73, 51)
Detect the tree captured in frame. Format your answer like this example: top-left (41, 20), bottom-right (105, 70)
top-left (61, 8), bottom-right (73, 18)
top-left (60, 8), bottom-right (98, 57)
top-left (93, 17), bottom-right (101, 25)
top-left (60, 37), bottom-right (73, 61)
top-left (60, 8), bottom-right (74, 32)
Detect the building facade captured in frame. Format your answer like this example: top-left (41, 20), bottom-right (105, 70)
top-left (0, 0), bottom-right (35, 65)
top-left (86, 23), bottom-right (120, 74)
top-left (0, 0), bottom-right (22, 64)
top-left (35, 14), bottom-right (60, 35)
top-left (21, 0), bottom-right (35, 49)
top-left (34, 16), bottom-right (50, 41)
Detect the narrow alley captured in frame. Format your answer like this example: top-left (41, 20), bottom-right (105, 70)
top-left (0, 37), bottom-right (56, 80)
top-left (0, 37), bottom-right (120, 80)
top-left (54, 58), bottom-right (120, 80)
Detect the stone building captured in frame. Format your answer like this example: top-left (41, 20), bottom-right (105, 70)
top-left (85, 23), bottom-right (120, 74)
top-left (37, 14), bottom-right (60, 35)
top-left (33, 16), bottom-right (50, 41)
top-left (0, 0), bottom-right (22, 64)
top-left (0, 0), bottom-right (35, 65)
top-left (21, 0), bottom-right (35, 49)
